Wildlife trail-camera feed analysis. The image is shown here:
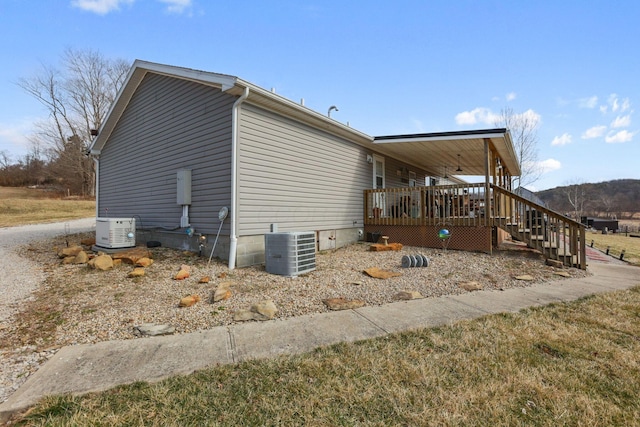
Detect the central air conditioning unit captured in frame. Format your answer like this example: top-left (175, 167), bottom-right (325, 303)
top-left (265, 231), bottom-right (316, 276)
top-left (95, 217), bottom-right (136, 249)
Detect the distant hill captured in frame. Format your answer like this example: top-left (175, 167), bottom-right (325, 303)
top-left (536, 179), bottom-right (640, 219)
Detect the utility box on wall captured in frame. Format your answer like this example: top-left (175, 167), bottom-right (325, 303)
top-left (176, 169), bottom-right (192, 205)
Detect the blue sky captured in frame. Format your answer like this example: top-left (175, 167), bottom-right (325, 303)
top-left (0, 0), bottom-right (638, 191)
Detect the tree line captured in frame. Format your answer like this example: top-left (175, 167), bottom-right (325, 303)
top-left (0, 49), bottom-right (128, 195)
top-left (537, 179), bottom-right (640, 220)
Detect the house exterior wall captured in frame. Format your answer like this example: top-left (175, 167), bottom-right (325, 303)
top-left (97, 73), bottom-right (235, 254)
top-left (234, 103), bottom-right (372, 266)
top-left (237, 103), bottom-right (372, 235)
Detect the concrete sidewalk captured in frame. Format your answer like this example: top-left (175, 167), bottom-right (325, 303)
top-left (1, 261), bottom-right (638, 422)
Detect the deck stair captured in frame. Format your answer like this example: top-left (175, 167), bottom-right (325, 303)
top-left (491, 184), bottom-right (586, 269)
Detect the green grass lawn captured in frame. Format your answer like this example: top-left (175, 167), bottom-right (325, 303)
top-left (14, 287), bottom-right (640, 426)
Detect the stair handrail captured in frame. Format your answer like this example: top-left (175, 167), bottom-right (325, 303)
top-left (491, 183), bottom-right (586, 269)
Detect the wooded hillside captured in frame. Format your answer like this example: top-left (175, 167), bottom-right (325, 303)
top-left (536, 179), bottom-right (640, 219)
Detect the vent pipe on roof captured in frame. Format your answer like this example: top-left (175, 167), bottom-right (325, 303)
top-left (328, 105), bottom-right (338, 117)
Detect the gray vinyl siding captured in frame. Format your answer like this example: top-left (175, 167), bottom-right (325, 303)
top-left (237, 104), bottom-right (372, 236)
top-left (98, 73), bottom-right (235, 234)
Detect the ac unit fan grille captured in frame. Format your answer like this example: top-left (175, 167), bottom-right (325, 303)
top-left (265, 232), bottom-right (316, 276)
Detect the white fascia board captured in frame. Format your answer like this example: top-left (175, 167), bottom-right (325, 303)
top-left (134, 60), bottom-right (237, 91)
top-left (374, 132), bottom-right (506, 144)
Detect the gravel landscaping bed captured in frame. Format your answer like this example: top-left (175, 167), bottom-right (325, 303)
top-left (0, 228), bottom-right (589, 404)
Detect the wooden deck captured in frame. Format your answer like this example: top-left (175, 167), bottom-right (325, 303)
top-left (364, 184), bottom-right (586, 269)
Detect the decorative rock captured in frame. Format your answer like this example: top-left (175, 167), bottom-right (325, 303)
top-left (233, 310), bottom-right (256, 322)
top-left (128, 267), bottom-right (146, 278)
top-left (323, 297), bottom-right (366, 310)
top-left (135, 257), bottom-right (154, 267)
top-left (58, 245), bottom-right (83, 258)
top-left (554, 271), bottom-right (571, 278)
top-left (394, 291), bottom-right (423, 300)
top-left (515, 274), bottom-right (535, 281)
top-left (251, 299), bottom-right (278, 320)
top-left (91, 254), bottom-right (114, 271)
top-left (80, 237), bottom-right (96, 246)
top-left (369, 243), bottom-right (403, 252)
top-left (199, 276), bottom-right (210, 283)
top-left (73, 251), bottom-right (89, 264)
top-left (113, 259), bottom-right (122, 267)
top-left (232, 299), bottom-right (279, 321)
top-left (363, 267), bottom-right (402, 279)
top-left (545, 259), bottom-right (564, 268)
top-left (62, 256), bottom-right (75, 264)
top-left (213, 287), bottom-right (232, 302)
top-left (133, 323), bottom-right (175, 337)
top-left (174, 264), bottom-right (191, 280)
top-left (218, 272), bottom-right (227, 279)
top-left (459, 281), bottom-right (482, 292)
top-left (112, 248), bottom-right (153, 265)
top-left (179, 294), bottom-right (201, 307)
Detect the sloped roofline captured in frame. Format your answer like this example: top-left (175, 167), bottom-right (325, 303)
top-left (89, 60), bottom-right (372, 155)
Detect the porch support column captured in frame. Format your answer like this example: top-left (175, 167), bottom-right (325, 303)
top-left (484, 138), bottom-right (490, 228)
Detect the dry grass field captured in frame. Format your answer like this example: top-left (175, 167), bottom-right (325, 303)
top-left (0, 187), bottom-right (95, 227)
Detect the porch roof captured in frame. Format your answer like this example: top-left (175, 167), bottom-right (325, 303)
top-left (373, 128), bottom-right (521, 178)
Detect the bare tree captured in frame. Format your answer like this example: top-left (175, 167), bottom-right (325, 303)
top-left (563, 179), bottom-right (588, 220)
top-left (0, 150), bottom-right (10, 169)
top-left (494, 107), bottom-right (541, 189)
top-left (18, 48), bottom-right (129, 196)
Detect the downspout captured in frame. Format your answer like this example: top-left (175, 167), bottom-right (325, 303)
top-left (228, 87), bottom-right (249, 270)
top-left (93, 156), bottom-right (100, 218)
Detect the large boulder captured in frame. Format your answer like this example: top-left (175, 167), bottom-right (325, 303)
top-left (112, 248), bottom-right (153, 265)
top-left (58, 245), bottom-right (83, 258)
top-left (73, 251), bottom-right (89, 264)
top-left (90, 254), bottom-right (114, 271)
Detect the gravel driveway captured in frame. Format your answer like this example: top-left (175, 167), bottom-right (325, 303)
top-left (0, 218), bottom-right (95, 324)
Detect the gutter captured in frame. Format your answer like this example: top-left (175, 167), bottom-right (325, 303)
top-left (228, 87), bottom-right (249, 270)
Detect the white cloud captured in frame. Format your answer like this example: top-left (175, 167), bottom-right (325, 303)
top-left (551, 133), bottom-right (572, 146)
top-left (527, 158), bottom-right (561, 174)
top-left (581, 125), bottom-right (607, 139)
top-left (610, 115), bottom-right (631, 128)
top-left (601, 93), bottom-right (631, 114)
top-left (605, 130), bottom-right (634, 143)
top-left (454, 107), bottom-right (500, 125)
top-left (578, 96), bottom-right (598, 109)
top-left (158, 0), bottom-right (192, 13)
top-left (506, 92), bottom-right (517, 102)
top-left (0, 121), bottom-right (32, 156)
top-left (71, 0), bottom-right (134, 14)
top-left (518, 109), bottom-right (541, 126)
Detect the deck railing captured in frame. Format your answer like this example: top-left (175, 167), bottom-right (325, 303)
top-left (363, 183), bottom-right (586, 268)
top-left (364, 183), bottom-right (488, 227)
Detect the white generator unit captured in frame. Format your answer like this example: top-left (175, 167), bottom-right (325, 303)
top-left (265, 232), bottom-right (316, 276)
top-left (95, 217), bottom-right (136, 249)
